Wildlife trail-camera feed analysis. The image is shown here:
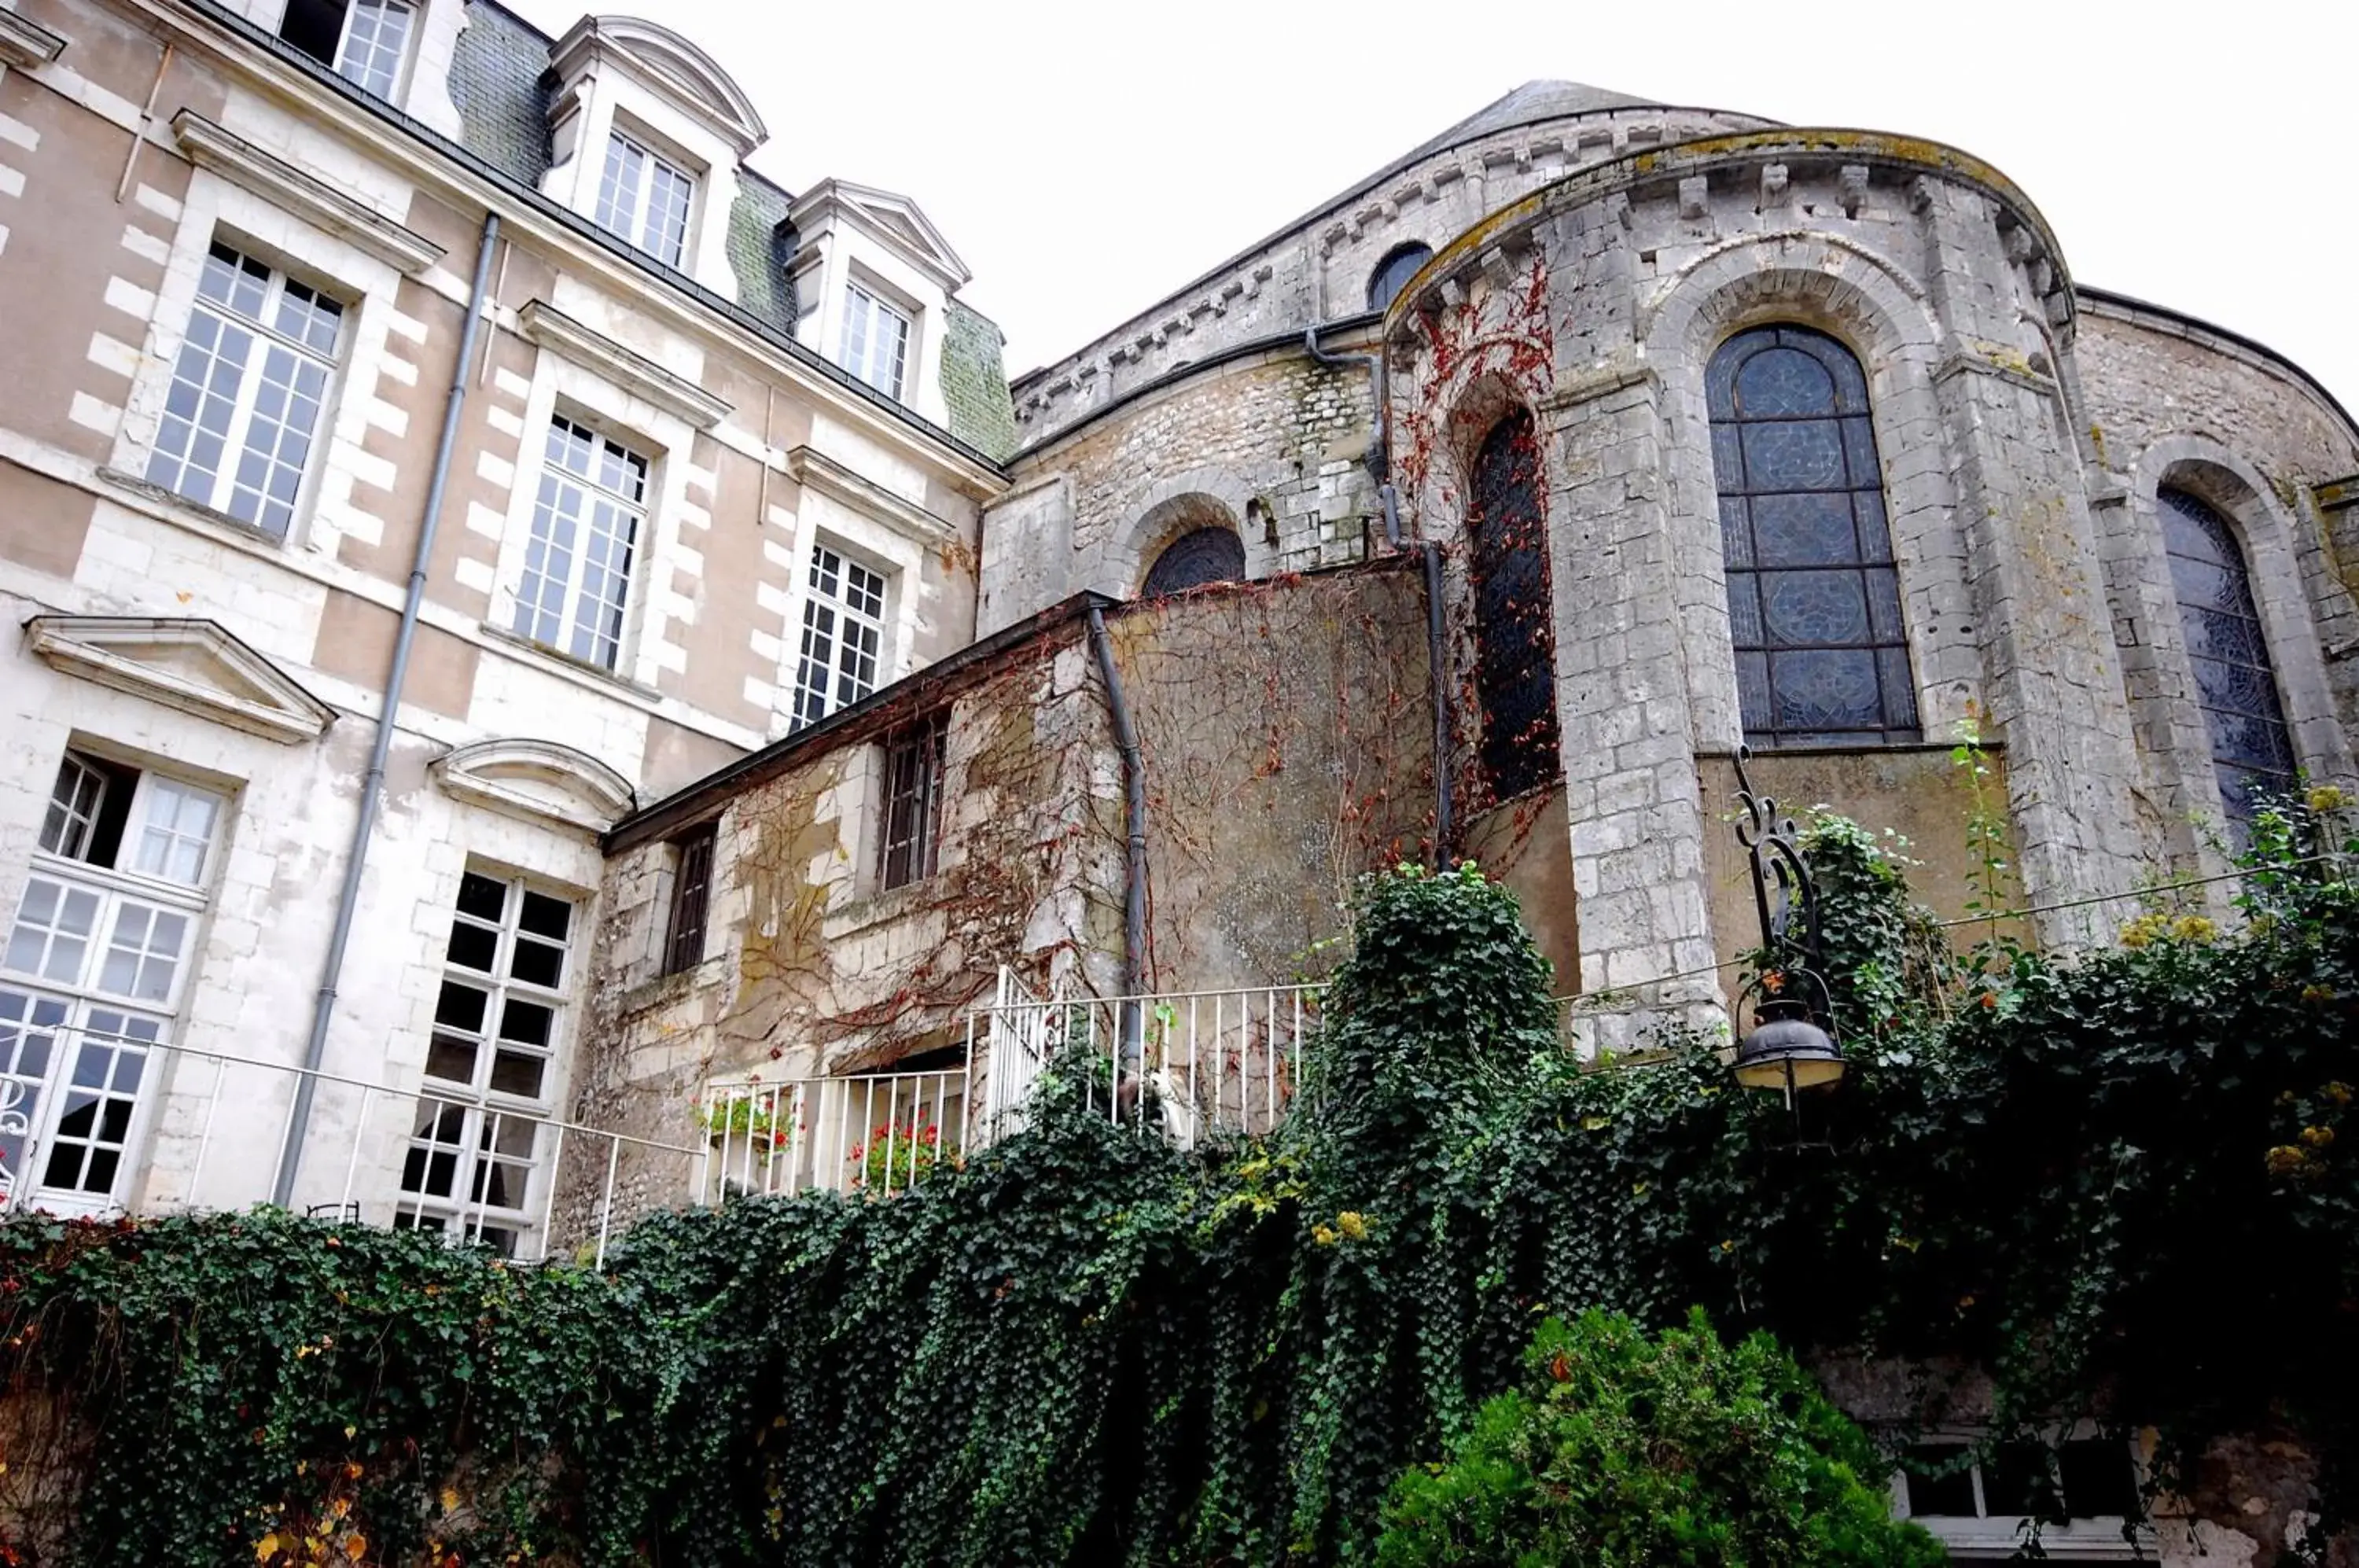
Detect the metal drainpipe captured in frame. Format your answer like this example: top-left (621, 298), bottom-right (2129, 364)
top-left (1303, 323), bottom-right (1454, 859)
top-left (273, 212), bottom-right (502, 1206)
top-left (1086, 605), bottom-right (1148, 1065)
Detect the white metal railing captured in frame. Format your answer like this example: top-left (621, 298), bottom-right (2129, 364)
top-left (696, 1066), bottom-right (970, 1202)
top-left (0, 1025), bottom-right (706, 1268)
top-left (978, 983), bottom-right (1328, 1143)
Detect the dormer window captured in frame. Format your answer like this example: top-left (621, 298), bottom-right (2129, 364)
top-left (843, 282), bottom-right (911, 401)
top-left (278, 0), bottom-right (414, 101)
top-left (594, 131), bottom-right (695, 268)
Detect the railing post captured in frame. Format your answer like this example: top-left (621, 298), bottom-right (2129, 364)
top-left (337, 1082), bottom-right (373, 1220)
top-left (190, 1051), bottom-right (228, 1210)
top-left (595, 1136), bottom-right (620, 1270)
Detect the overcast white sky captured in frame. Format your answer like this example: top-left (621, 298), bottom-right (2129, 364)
top-left (506, 0), bottom-right (2357, 414)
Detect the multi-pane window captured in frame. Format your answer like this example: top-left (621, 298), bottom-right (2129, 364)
top-left (1367, 242), bottom-right (1433, 311)
top-left (1895, 1436), bottom-right (2144, 1559)
top-left (661, 827), bottom-right (716, 977)
top-left (399, 869), bottom-right (576, 1253)
top-left (593, 131), bottom-right (695, 267)
top-left (1467, 408), bottom-right (1561, 802)
top-left (790, 544), bottom-right (888, 730)
top-left (878, 716), bottom-right (948, 892)
top-left (1709, 325), bottom-right (1919, 747)
top-left (1143, 528), bottom-right (1246, 596)
top-left (2161, 487), bottom-right (2297, 822)
top-left (146, 241), bottom-right (343, 539)
top-left (841, 283), bottom-right (911, 401)
top-left (2, 751), bottom-right (226, 1216)
top-left (512, 417), bottom-right (647, 671)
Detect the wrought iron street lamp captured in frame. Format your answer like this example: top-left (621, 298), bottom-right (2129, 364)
top-left (1730, 747), bottom-right (1846, 1094)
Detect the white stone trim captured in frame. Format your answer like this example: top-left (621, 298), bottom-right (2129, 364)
top-left (21, 614), bottom-right (337, 743)
top-left (517, 299), bottom-right (731, 429)
top-left (783, 444), bottom-right (957, 547)
top-left (168, 111), bottom-right (443, 275)
top-left (0, 9), bottom-right (67, 70)
top-left (429, 736), bottom-right (637, 834)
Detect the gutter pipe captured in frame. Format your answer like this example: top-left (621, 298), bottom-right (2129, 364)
top-left (274, 212), bottom-right (502, 1206)
top-left (1303, 324), bottom-right (1455, 862)
top-left (1086, 605), bottom-right (1149, 1066)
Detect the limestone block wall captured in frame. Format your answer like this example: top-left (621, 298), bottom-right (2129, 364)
top-left (980, 344), bottom-right (1383, 634)
top-left (2072, 296), bottom-right (2359, 883)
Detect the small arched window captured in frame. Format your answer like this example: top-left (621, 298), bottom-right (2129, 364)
top-left (2160, 486), bottom-right (2296, 819)
top-left (1367, 243), bottom-right (1433, 312)
top-left (1467, 408), bottom-right (1559, 800)
top-left (1143, 527), bottom-right (1246, 597)
top-left (1708, 325), bottom-right (1918, 747)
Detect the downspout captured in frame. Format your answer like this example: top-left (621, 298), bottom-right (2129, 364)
top-left (274, 212), bottom-right (502, 1206)
top-left (1086, 604), bottom-right (1148, 1065)
top-left (1304, 323), bottom-right (1454, 861)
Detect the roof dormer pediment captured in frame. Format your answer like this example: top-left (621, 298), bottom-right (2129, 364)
top-left (789, 178), bottom-right (972, 293)
top-left (547, 14), bottom-right (767, 160)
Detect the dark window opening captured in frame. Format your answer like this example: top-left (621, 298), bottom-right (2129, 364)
top-left (661, 826), bottom-right (716, 977)
top-left (2160, 487), bottom-right (2296, 822)
top-left (1468, 407), bottom-right (1560, 801)
top-left (1708, 324), bottom-right (1919, 748)
top-left (1143, 527), bottom-right (1246, 597)
top-left (1368, 242), bottom-right (1434, 311)
top-left (878, 715), bottom-right (948, 892)
top-left (278, 0), bottom-right (348, 65)
top-left (39, 752), bottom-right (138, 870)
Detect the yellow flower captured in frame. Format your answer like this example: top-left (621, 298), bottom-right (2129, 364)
top-left (2168, 915), bottom-right (2217, 944)
top-left (2326, 1082), bottom-right (2353, 1106)
top-left (2303, 986), bottom-right (2339, 1007)
top-left (2266, 1145), bottom-right (2308, 1176)
top-left (2302, 1124), bottom-right (2336, 1149)
top-left (2306, 785), bottom-right (2349, 812)
top-left (2118, 914), bottom-right (2166, 949)
top-left (1312, 1224), bottom-right (1338, 1247)
top-left (1336, 1210), bottom-right (1368, 1242)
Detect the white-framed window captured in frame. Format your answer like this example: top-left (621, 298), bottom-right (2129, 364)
top-left (841, 282), bottom-right (911, 401)
top-left (145, 240), bottom-right (344, 541)
top-left (512, 415), bottom-right (648, 671)
top-left (277, 0), bottom-right (414, 100)
top-left (2, 750), bottom-right (227, 1218)
top-left (1893, 1434), bottom-right (2149, 1560)
top-left (790, 543), bottom-right (888, 730)
top-left (593, 131), bottom-right (695, 267)
top-left (398, 867), bottom-right (577, 1255)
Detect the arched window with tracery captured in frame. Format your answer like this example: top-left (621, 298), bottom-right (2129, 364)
top-left (1708, 325), bottom-right (1918, 746)
top-left (2160, 486), bottom-right (2296, 819)
top-left (1142, 526), bottom-right (1245, 597)
top-left (1467, 407), bottom-right (1559, 800)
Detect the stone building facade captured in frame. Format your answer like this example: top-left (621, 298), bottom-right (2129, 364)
top-left (0, 0), bottom-right (1013, 1252)
top-left (3, 31), bottom-right (2358, 1557)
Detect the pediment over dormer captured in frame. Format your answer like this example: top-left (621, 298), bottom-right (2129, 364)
top-left (22, 616), bottom-right (337, 744)
top-left (431, 738), bottom-right (637, 834)
top-left (547, 14), bottom-right (767, 159)
top-left (789, 179), bottom-right (973, 293)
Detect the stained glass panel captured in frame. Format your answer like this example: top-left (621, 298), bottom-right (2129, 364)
top-left (2159, 488), bottom-right (2295, 823)
top-left (1707, 325), bottom-right (1917, 746)
top-left (1468, 409), bottom-right (1560, 801)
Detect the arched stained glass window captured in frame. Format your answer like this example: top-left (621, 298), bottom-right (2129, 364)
top-left (2161, 487), bottom-right (2296, 819)
top-left (1143, 526), bottom-right (1246, 597)
top-left (1468, 408), bottom-right (1560, 800)
top-left (1367, 243), bottom-right (1433, 311)
top-left (1708, 325), bottom-right (1918, 747)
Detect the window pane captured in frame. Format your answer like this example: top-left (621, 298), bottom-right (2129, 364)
top-left (335, 0), bottom-right (411, 98)
top-left (2161, 488), bottom-right (2295, 822)
top-left (132, 778), bottom-right (223, 886)
top-left (6, 879), bottom-right (101, 986)
top-left (39, 755), bottom-right (108, 861)
top-left (1709, 326), bottom-right (1916, 747)
top-left (1467, 408), bottom-right (1559, 801)
top-left (1901, 1446), bottom-right (1978, 1518)
top-left (2057, 1439), bottom-right (2139, 1518)
top-left (791, 546), bottom-right (889, 729)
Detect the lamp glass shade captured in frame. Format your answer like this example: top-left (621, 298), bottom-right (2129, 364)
top-left (1733, 999), bottom-right (1845, 1091)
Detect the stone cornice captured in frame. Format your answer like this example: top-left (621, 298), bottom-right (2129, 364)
top-left (431, 737), bottom-right (636, 834)
top-left (517, 300), bottom-right (733, 429)
top-left (785, 444), bottom-right (959, 545)
top-left (0, 9), bottom-right (68, 69)
top-left (22, 614), bottom-right (337, 744)
top-left (171, 110), bottom-right (446, 274)
top-left (1388, 128), bottom-right (2078, 350)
